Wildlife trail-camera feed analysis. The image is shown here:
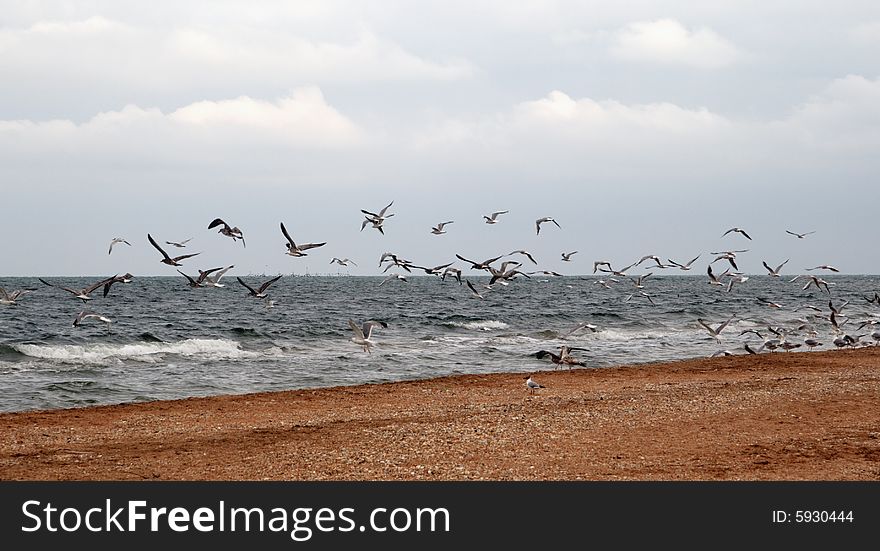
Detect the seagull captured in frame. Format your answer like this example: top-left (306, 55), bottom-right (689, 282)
top-left (507, 250), bottom-right (538, 265)
top-left (707, 265), bottom-right (724, 287)
top-left (102, 273), bottom-right (134, 297)
top-left (483, 210), bottom-right (508, 224)
top-left (177, 267), bottom-right (223, 288)
top-left (411, 262), bottom-right (455, 277)
top-left (379, 273), bottom-right (408, 286)
top-left (39, 277), bottom-right (113, 302)
top-left (802, 275), bottom-right (832, 294)
top-left (535, 346), bottom-right (586, 369)
top-left (148, 234), bottom-right (200, 266)
top-left (757, 297), bottom-right (783, 309)
top-left (561, 251), bottom-right (578, 262)
top-left (361, 201), bottom-right (395, 234)
top-left (804, 335), bottom-right (823, 351)
top-left (527, 270), bottom-right (563, 277)
top-left (596, 261), bottom-right (637, 277)
top-left (697, 315), bottom-right (736, 341)
top-left (280, 222), bottom-right (326, 257)
top-left (535, 217), bottom-right (561, 235)
top-left (806, 265), bottom-right (840, 273)
top-left (165, 238), bottom-right (192, 248)
top-left (631, 272), bottom-right (652, 289)
top-left (762, 259), bottom-right (789, 277)
top-left (431, 221), bottom-right (454, 235)
top-left (0, 287), bottom-right (36, 305)
top-left (711, 251), bottom-right (742, 271)
top-left (236, 275), bottom-right (282, 298)
top-left (108, 237), bottom-right (131, 255)
top-left (73, 310), bottom-right (112, 328)
top-left (563, 322), bottom-right (598, 338)
top-left (466, 279), bottom-right (485, 299)
top-left (455, 253), bottom-right (503, 271)
top-left (330, 258), bottom-right (358, 267)
top-left (786, 230), bottom-right (816, 239)
top-left (524, 375), bottom-right (544, 394)
top-left (722, 227), bottom-right (752, 240)
top-left (202, 265), bottom-right (234, 288)
top-left (208, 218), bottom-right (245, 247)
top-left (348, 319), bottom-right (388, 354)
top-left (623, 291), bottom-right (656, 305)
top-left (441, 266), bottom-right (463, 284)
top-left (667, 255), bottom-right (701, 271)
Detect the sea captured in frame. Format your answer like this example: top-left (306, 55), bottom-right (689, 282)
top-left (1, 274), bottom-right (878, 412)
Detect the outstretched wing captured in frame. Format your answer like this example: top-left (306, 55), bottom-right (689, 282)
top-left (208, 218), bottom-right (227, 230)
top-left (147, 233), bottom-right (172, 261)
top-left (258, 275), bottom-right (283, 293)
top-left (348, 319), bottom-right (365, 340)
top-left (170, 252), bottom-right (200, 263)
top-left (236, 277), bottom-right (257, 295)
top-left (280, 222), bottom-right (296, 248)
top-left (177, 270), bottom-right (199, 286)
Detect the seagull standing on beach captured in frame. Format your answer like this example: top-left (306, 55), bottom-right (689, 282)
top-left (108, 237), bottom-right (131, 255)
top-left (148, 234), bottom-right (200, 266)
top-left (524, 375), bottom-right (544, 394)
top-left (208, 218), bottom-right (245, 247)
top-left (348, 319), bottom-right (388, 354)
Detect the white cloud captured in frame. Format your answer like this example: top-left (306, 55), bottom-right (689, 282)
top-left (849, 21), bottom-right (880, 45)
top-left (610, 18), bottom-right (741, 68)
top-left (0, 87), bottom-right (364, 166)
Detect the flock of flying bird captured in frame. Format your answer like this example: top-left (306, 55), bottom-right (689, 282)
top-left (3, 204), bottom-right (879, 393)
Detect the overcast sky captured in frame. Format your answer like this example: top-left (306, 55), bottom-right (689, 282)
top-left (2, 1), bottom-right (879, 276)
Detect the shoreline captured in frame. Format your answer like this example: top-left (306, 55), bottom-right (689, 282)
top-left (1, 348), bottom-right (879, 481)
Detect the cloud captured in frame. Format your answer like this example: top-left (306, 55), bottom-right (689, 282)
top-left (849, 21), bottom-right (880, 45)
top-left (609, 18), bottom-right (741, 68)
top-left (0, 87), bottom-right (364, 167)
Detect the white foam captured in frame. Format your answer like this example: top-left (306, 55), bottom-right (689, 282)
top-left (13, 339), bottom-right (256, 364)
top-left (448, 320), bottom-right (509, 331)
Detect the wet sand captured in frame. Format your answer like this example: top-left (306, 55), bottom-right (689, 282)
top-left (1, 348), bottom-right (879, 480)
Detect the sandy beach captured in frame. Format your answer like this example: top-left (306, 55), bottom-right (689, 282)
top-left (1, 348), bottom-right (879, 481)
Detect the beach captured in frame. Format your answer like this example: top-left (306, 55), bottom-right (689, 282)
top-left (1, 348), bottom-right (878, 481)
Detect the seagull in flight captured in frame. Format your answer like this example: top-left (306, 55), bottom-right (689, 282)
top-left (330, 258), bottom-right (358, 267)
top-left (108, 237), bottom-right (131, 255)
top-left (177, 267), bottom-right (223, 288)
top-left (455, 253), bottom-right (503, 271)
top-left (441, 266), bottom-right (463, 284)
top-left (762, 259), bottom-right (789, 277)
top-left (431, 221), bottom-right (454, 235)
top-left (707, 265), bottom-right (725, 287)
top-left (507, 250), bottom-right (538, 265)
top-left (361, 201), bottom-right (394, 234)
top-left (786, 230), bottom-right (816, 239)
top-left (0, 287), bottom-right (36, 305)
top-left (237, 275), bottom-right (282, 298)
top-left (806, 265), bottom-right (840, 273)
top-left (722, 227), bottom-right (752, 240)
top-left (202, 265), bottom-right (234, 288)
top-left (483, 210), bottom-right (508, 224)
top-left (379, 273), bottom-right (408, 286)
top-left (697, 314), bottom-right (736, 341)
top-left (208, 218), bottom-right (245, 247)
top-left (667, 255), bottom-right (701, 271)
top-left (148, 234), bottom-right (200, 266)
top-left (39, 277), bottom-right (113, 302)
top-left (535, 345), bottom-right (587, 369)
top-left (535, 217), bottom-right (561, 235)
top-left (348, 319), bottom-right (388, 354)
top-left (466, 279), bottom-right (486, 299)
top-left (102, 273), bottom-right (134, 297)
top-left (280, 222), bottom-right (326, 257)
top-left (73, 310), bottom-right (112, 328)
top-left (165, 238), bottom-right (192, 248)
top-left (561, 251), bottom-right (578, 262)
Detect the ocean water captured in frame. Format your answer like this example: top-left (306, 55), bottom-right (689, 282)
top-left (1, 274), bottom-right (878, 412)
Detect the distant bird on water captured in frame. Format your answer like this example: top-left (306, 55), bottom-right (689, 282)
top-left (148, 234), bottom-right (200, 266)
top-left (108, 237), bottom-right (131, 255)
top-left (208, 218), bottom-right (245, 247)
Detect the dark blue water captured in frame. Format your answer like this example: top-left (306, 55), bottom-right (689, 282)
top-left (1, 274), bottom-right (878, 412)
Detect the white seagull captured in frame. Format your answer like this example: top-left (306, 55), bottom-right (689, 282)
top-left (208, 218), bottom-right (246, 247)
top-left (762, 259), bottom-right (789, 277)
top-left (108, 237), bottom-right (131, 255)
top-left (330, 258), bottom-right (358, 267)
top-left (280, 222), bottom-right (326, 257)
top-left (722, 227), bottom-right (752, 240)
top-left (348, 319), bottom-right (388, 354)
top-left (524, 375), bottom-right (545, 394)
top-left (0, 287), bottom-right (36, 305)
top-left (165, 238), bottom-right (192, 248)
top-left (431, 221), bottom-right (454, 235)
top-left (697, 314), bottom-right (736, 341)
top-left (667, 255), bottom-right (701, 271)
top-left (561, 251), bottom-right (578, 262)
top-left (202, 265), bottom-right (234, 288)
top-left (73, 310), bottom-right (112, 328)
top-left (483, 210), bottom-right (508, 224)
top-left (535, 217), bottom-right (561, 235)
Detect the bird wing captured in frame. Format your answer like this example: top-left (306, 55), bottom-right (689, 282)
top-left (177, 270), bottom-right (199, 286)
top-left (236, 277), bottom-right (257, 294)
top-left (740, 230), bottom-right (752, 240)
top-left (214, 265), bottom-right (234, 281)
top-left (207, 218), bottom-right (227, 230)
top-left (716, 315), bottom-right (735, 334)
top-left (147, 233), bottom-right (173, 261)
top-left (348, 319), bottom-right (365, 340)
top-left (83, 277), bottom-right (114, 295)
top-left (280, 222), bottom-right (296, 248)
top-left (466, 280), bottom-right (482, 297)
top-left (697, 319), bottom-right (715, 334)
top-left (362, 320), bottom-right (387, 339)
top-left (298, 242), bottom-right (327, 251)
top-left (378, 201), bottom-right (394, 217)
top-left (455, 254), bottom-right (477, 267)
top-left (170, 252), bottom-right (200, 263)
top-left (762, 261), bottom-right (773, 274)
top-left (776, 259), bottom-right (790, 271)
top-left (258, 275), bottom-right (283, 293)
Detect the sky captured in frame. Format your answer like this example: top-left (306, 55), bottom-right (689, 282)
top-left (2, 1), bottom-right (879, 276)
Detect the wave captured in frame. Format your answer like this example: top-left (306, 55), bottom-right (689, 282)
top-left (11, 338), bottom-right (257, 364)
top-left (443, 320), bottom-right (510, 331)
